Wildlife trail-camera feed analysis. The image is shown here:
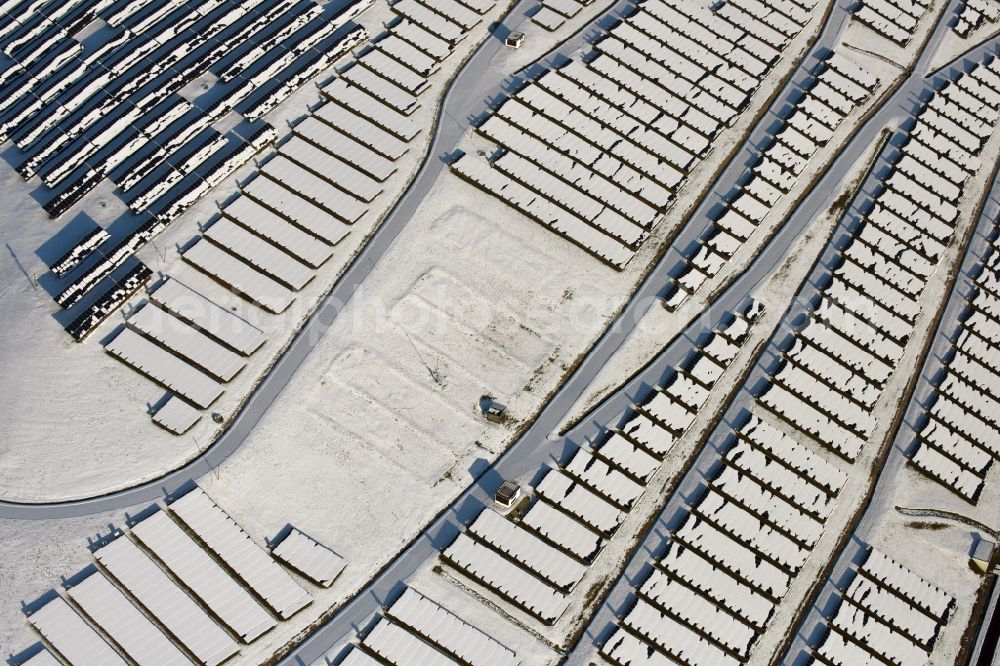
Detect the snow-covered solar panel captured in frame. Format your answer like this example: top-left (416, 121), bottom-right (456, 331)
top-left (532, 6), bottom-right (565, 29)
top-left (450, 154), bottom-right (634, 268)
top-left (455, 0), bottom-right (496, 14)
top-left (757, 381), bottom-right (866, 461)
top-left (521, 499), bottom-right (602, 561)
top-left (64, 261), bottom-right (152, 342)
top-left (701, 333), bottom-right (741, 367)
top-left (932, 393), bottom-right (999, 446)
top-left (341, 64), bottom-right (421, 115)
top-left (845, 574), bottom-right (940, 646)
top-left (543, 0), bottom-right (583, 18)
top-left (66, 569), bottom-right (191, 666)
top-left (659, 539), bottom-right (774, 629)
top-left (641, 387), bottom-right (696, 433)
top-left (362, 618), bottom-right (457, 665)
top-left (861, 549), bottom-right (954, 619)
top-left (27, 596), bottom-right (128, 666)
top-left (279, 137), bottom-right (383, 203)
top-left (920, 418), bottom-right (991, 473)
top-left (617, 411), bottom-right (676, 457)
top-left (695, 490), bottom-right (808, 571)
top-left (563, 448), bottom-right (644, 509)
top-left (602, 626), bottom-right (675, 666)
top-left (294, 116), bottom-right (398, 182)
top-left (128, 304), bottom-right (246, 382)
top-left (49, 227), bottom-right (110, 277)
top-left (390, 19), bottom-right (453, 61)
top-left (242, 175), bottom-right (352, 246)
top-left (596, 431), bottom-right (659, 482)
top-left (386, 587), bottom-right (518, 666)
top-left (152, 395), bottom-right (202, 435)
top-left (724, 438), bottom-right (833, 519)
top-left (663, 372), bottom-right (710, 411)
top-left (817, 626), bottom-right (882, 665)
top-left (205, 217), bottom-right (315, 291)
top-left (376, 33), bottom-right (439, 77)
top-left (488, 96), bottom-right (681, 198)
top-left (105, 327), bottom-right (223, 409)
top-left (912, 440), bottom-right (984, 501)
top-left (424, 0), bottom-right (481, 29)
top-left (94, 536), bottom-right (239, 666)
top-left (393, 0), bottom-right (465, 42)
top-left (623, 597), bottom-right (742, 666)
top-left (271, 528), bottom-right (346, 587)
top-left (784, 341), bottom-right (879, 408)
top-left (358, 48), bottom-right (430, 95)
top-left (339, 647), bottom-right (383, 665)
top-left (183, 239), bottom-right (295, 314)
top-left (713, 209), bottom-right (757, 244)
top-left (149, 278), bottom-right (265, 356)
top-left (477, 115), bottom-right (659, 228)
top-left (675, 514), bottom-right (791, 598)
top-left (938, 356), bottom-right (1000, 408)
top-left (832, 600), bottom-right (929, 664)
top-left (442, 532), bottom-right (569, 624)
top-left (262, 156), bottom-right (367, 225)
top-left (534, 468), bottom-right (624, 535)
top-left (222, 196), bottom-right (333, 269)
top-left (686, 353), bottom-right (725, 387)
top-left (314, 99), bottom-right (412, 159)
top-left (639, 568), bottom-right (757, 657)
top-left (169, 487), bottom-right (312, 619)
top-left (711, 466), bottom-right (823, 546)
top-left (468, 509), bottom-right (585, 589)
top-left (812, 297), bottom-right (902, 372)
top-left (130, 509), bottom-right (276, 643)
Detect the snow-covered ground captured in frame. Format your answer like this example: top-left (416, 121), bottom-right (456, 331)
top-left (0, 0), bottom-right (614, 502)
top-left (928, 8), bottom-right (1000, 74)
top-left (865, 469), bottom-right (1000, 665)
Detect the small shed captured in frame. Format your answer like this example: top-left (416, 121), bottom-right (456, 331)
top-left (505, 31), bottom-right (524, 48)
top-left (495, 481), bottom-right (522, 509)
top-left (972, 539), bottom-right (996, 573)
top-left (481, 394), bottom-right (507, 423)
top-left (486, 404), bottom-right (506, 423)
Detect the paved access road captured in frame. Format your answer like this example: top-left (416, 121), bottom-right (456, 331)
top-left (281, 0), bottom-right (998, 661)
top-left (0, 0), bottom-right (542, 520)
top-left (279, 0), bottom-right (976, 661)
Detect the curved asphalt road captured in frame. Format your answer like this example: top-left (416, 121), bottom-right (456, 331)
top-left (0, 0), bottom-right (541, 520)
top-left (279, 0), bottom-right (990, 661)
top-left (0, 0), bottom-right (858, 523)
top-left (276, 0), bottom-right (940, 661)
